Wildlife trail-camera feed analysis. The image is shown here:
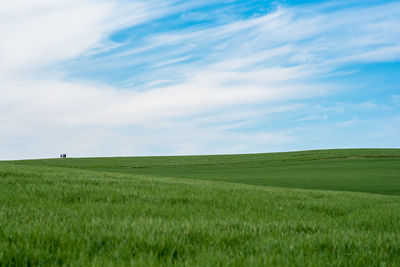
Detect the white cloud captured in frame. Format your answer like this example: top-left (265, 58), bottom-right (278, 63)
top-left (0, 0), bottom-right (171, 77)
top-left (1, 1), bottom-right (400, 159)
top-left (97, 1), bottom-right (400, 90)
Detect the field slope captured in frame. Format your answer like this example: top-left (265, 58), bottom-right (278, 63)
top-left (10, 148), bottom-right (400, 195)
top-left (1, 149), bottom-right (400, 265)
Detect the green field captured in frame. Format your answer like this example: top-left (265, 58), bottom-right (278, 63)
top-left (1, 149), bottom-right (400, 265)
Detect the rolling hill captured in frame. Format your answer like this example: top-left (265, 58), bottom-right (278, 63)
top-left (1, 149), bottom-right (400, 265)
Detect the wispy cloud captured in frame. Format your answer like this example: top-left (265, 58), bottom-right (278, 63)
top-left (1, 0), bottom-right (399, 159)
top-left (0, 0), bottom-right (182, 77)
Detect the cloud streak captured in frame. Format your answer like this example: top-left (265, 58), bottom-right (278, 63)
top-left (1, 0), bottom-right (399, 159)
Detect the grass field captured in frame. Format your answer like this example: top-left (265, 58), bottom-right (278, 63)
top-left (1, 149), bottom-right (400, 265)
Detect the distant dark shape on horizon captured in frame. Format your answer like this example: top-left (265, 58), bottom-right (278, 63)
top-left (60, 154), bottom-right (66, 159)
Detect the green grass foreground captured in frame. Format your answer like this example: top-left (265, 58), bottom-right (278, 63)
top-left (1, 149), bottom-right (400, 265)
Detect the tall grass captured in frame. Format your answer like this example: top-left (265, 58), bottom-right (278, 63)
top-left (1, 155), bottom-right (400, 266)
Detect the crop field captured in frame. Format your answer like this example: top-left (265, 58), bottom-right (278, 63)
top-left (1, 149), bottom-right (400, 265)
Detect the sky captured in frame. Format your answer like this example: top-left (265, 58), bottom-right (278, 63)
top-left (1, 0), bottom-right (399, 160)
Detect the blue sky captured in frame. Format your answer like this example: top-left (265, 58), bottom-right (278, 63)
top-left (0, 0), bottom-right (399, 159)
